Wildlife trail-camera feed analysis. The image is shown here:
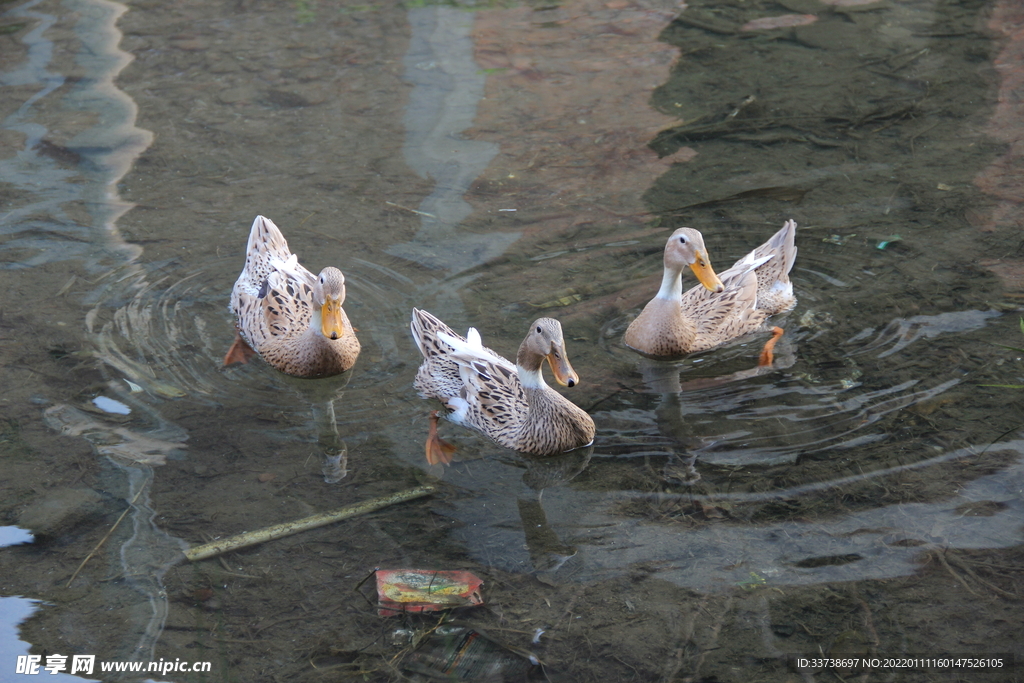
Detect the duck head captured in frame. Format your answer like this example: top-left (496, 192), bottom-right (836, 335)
top-left (665, 228), bottom-right (724, 293)
top-left (314, 267), bottom-right (347, 340)
top-left (519, 318), bottom-right (580, 387)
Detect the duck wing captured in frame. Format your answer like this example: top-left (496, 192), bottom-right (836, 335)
top-left (257, 268), bottom-right (315, 340)
top-left (448, 351), bottom-right (527, 441)
top-left (240, 216), bottom-right (298, 288)
top-left (411, 309), bottom-right (519, 408)
top-left (681, 259), bottom-right (767, 352)
top-left (751, 219), bottom-right (797, 314)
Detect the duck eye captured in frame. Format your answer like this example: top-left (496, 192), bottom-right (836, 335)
top-left (536, 326), bottom-right (542, 333)
top-left (678, 236), bottom-right (686, 244)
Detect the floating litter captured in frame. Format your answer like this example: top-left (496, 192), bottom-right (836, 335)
top-left (92, 396), bottom-right (131, 415)
top-left (404, 625), bottom-right (536, 680)
top-left (375, 569), bottom-right (483, 616)
top-left (877, 235), bottom-right (902, 249)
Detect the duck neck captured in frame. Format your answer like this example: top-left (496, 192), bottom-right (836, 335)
top-left (655, 263), bottom-right (684, 301)
top-left (301, 308), bottom-right (328, 346)
top-left (516, 345), bottom-right (549, 391)
top-left (303, 309), bottom-right (323, 342)
top-left (516, 363), bottom-right (548, 391)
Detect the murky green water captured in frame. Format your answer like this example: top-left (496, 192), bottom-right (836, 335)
top-left (2, 0), bottom-right (1023, 680)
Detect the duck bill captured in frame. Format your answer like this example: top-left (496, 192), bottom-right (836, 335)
top-left (320, 298), bottom-right (345, 340)
top-left (546, 348), bottom-right (580, 388)
top-left (689, 250), bottom-right (724, 293)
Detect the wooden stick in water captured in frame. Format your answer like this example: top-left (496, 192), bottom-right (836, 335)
top-left (66, 487), bottom-right (146, 588)
top-left (183, 485), bottom-right (436, 562)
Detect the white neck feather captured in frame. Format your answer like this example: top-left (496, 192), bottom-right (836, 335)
top-left (517, 364), bottom-right (548, 390)
top-left (655, 266), bottom-right (683, 301)
top-left (306, 308), bottom-right (323, 339)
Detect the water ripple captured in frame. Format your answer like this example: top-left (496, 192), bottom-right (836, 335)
top-left (85, 254), bottom-right (420, 421)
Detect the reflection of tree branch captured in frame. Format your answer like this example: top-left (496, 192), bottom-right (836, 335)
top-left (654, 186), bottom-right (808, 214)
top-left (673, 13), bottom-right (739, 35)
top-left (655, 101), bottom-right (922, 148)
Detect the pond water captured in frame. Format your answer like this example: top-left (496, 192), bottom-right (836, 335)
top-left (2, 0), bottom-right (1023, 680)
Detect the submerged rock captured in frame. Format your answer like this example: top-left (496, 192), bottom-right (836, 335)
top-left (18, 488), bottom-right (106, 539)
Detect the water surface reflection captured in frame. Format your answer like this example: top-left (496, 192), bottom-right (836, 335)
top-left (1, 0), bottom-right (1023, 680)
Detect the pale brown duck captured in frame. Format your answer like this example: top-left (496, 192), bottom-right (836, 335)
top-left (623, 220), bottom-right (797, 364)
top-left (224, 215), bottom-right (360, 378)
top-left (411, 309), bottom-right (595, 458)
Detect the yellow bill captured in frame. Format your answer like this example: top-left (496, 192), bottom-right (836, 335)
top-left (689, 249), bottom-right (724, 293)
top-left (321, 298), bottom-right (345, 340)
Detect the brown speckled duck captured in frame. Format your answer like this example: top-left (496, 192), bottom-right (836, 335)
top-left (623, 220), bottom-right (797, 364)
top-left (223, 215), bottom-right (360, 378)
top-left (411, 309), bottom-right (595, 458)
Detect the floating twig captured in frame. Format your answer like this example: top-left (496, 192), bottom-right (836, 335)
top-left (183, 485), bottom-right (437, 562)
top-left (67, 487), bottom-right (145, 588)
top-left (385, 200), bottom-right (436, 218)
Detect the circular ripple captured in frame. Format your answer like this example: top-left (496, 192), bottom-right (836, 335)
top-left (589, 228), bottom-right (1000, 484)
top-left (84, 255), bottom-right (422, 430)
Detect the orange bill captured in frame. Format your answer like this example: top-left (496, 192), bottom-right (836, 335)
top-left (689, 249), bottom-right (724, 293)
top-left (321, 298), bottom-right (345, 340)
top-left (546, 347), bottom-right (580, 388)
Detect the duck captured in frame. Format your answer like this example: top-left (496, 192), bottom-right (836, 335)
top-left (411, 309), bottom-right (596, 458)
top-left (623, 219), bottom-right (797, 364)
top-left (223, 215), bottom-right (360, 378)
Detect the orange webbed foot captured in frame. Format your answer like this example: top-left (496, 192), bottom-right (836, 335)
top-left (223, 331), bottom-right (257, 367)
top-left (757, 326), bottom-right (784, 367)
top-left (425, 410), bottom-right (456, 465)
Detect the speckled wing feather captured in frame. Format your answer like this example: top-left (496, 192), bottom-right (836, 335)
top-left (257, 270), bottom-right (315, 341)
top-left (411, 310), bottom-right (467, 402)
top-left (237, 215), bottom-right (297, 293)
top-left (410, 308), bottom-right (463, 360)
top-left (411, 309), bottom-right (515, 403)
top-left (411, 309), bottom-right (528, 446)
top-left (681, 263), bottom-right (766, 352)
top-left (232, 217), bottom-right (318, 351)
top-left (451, 355), bottom-right (527, 447)
top-left (751, 219), bottom-right (797, 314)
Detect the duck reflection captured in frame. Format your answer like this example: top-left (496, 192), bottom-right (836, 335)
top-left (516, 445), bottom-right (593, 576)
top-left (266, 370), bottom-right (354, 483)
